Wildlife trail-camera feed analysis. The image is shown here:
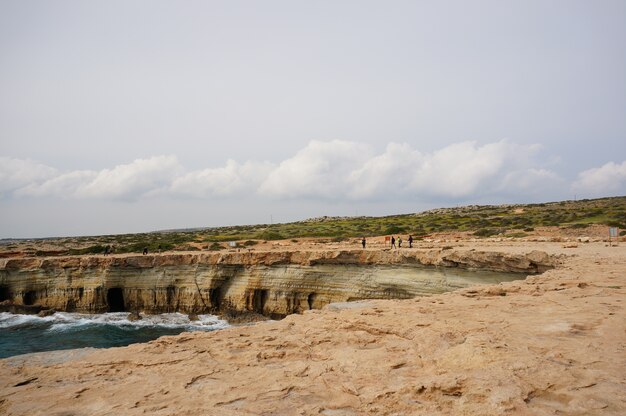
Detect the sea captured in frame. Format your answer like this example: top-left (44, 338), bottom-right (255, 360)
top-left (0, 312), bottom-right (229, 359)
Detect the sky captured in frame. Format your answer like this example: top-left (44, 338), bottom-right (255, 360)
top-left (1, 0), bottom-right (625, 238)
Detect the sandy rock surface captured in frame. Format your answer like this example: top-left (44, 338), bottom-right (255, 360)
top-left (1, 242), bottom-right (625, 415)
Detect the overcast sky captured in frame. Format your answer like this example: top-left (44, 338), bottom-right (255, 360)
top-left (1, 0), bottom-right (625, 238)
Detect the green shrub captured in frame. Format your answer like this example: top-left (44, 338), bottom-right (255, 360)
top-left (608, 221), bottom-right (626, 228)
top-left (179, 245), bottom-right (200, 251)
top-left (208, 242), bottom-right (223, 251)
top-left (68, 245), bottom-right (106, 255)
top-left (256, 231), bottom-right (284, 240)
top-left (505, 232), bottom-right (528, 238)
top-left (473, 228), bottom-right (500, 237)
top-left (384, 225), bottom-right (405, 234)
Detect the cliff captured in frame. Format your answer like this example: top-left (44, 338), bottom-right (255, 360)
top-left (0, 248), bottom-right (558, 317)
top-left (0, 242), bottom-right (623, 415)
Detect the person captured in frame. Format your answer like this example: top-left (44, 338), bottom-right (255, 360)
top-left (361, 237), bottom-right (366, 249)
top-left (104, 245), bottom-right (109, 256)
top-left (398, 237), bottom-right (402, 248)
top-left (143, 247), bottom-right (148, 255)
top-left (408, 235), bottom-right (413, 248)
top-left (391, 236), bottom-right (396, 249)
top-left (158, 244), bottom-right (162, 254)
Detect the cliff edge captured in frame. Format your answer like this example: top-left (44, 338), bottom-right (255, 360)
top-left (0, 248), bottom-right (558, 317)
top-left (0, 241), bottom-right (624, 415)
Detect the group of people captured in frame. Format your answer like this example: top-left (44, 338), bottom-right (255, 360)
top-left (360, 235), bottom-right (414, 249)
top-left (390, 235), bottom-right (413, 249)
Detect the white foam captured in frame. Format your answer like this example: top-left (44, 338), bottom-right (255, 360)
top-left (0, 311), bottom-right (229, 332)
top-left (0, 312), bottom-right (45, 328)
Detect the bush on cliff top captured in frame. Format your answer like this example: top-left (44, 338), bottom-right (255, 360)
top-left (208, 242), bottom-right (223, 251)
top-left (256, 230), bottom-right (284, 240)
top-left (473, 228), bottom-right (500, 237)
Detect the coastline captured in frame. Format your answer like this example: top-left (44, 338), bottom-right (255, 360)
top-left (0, 240), bottom-right (625, 415)
top-left (0, 244), bottom-right (558, 318)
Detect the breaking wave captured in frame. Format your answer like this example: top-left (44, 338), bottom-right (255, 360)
top-left (0, 312), bottom-right (229, 359)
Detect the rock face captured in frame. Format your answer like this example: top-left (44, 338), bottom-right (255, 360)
top-left (0, 249), bottom-right (558, 317)
top-left (0, 242), bottom-right (623, 416)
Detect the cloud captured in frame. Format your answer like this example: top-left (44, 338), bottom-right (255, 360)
top-left (408, 141), bottom-right (520, 197)
top-left (170, 159), bottom-right (274, 198)
top-left (497, 168), bottom-right (566, 199)
top-left (348, 142), bottom-right (424, 199)
top-left (17, 170), bottom-right (98, 198)
top-left (5, 140), bottom-right (613, 204)
top-left (259, 140), bottom-right (372, 199)
top-left (573, 161), bottom-right (626, 196)
top-left (259, 139), bottom-right (558, 201)
top-left (0, 157), bottom-right (57, 195)
top-left (16, 156), bottom-right (181, 201)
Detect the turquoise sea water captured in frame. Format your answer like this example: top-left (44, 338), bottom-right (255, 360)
top-left (0, 312), bottom-right (228, 359)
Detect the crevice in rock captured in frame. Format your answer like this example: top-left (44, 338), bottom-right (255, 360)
top-left (251, 289), bottom-right (268, 314)
top-left (0, 285), bottom-right (11, 302)
top-left (106, 288), bottom-right (125, 312)
top-left (193, 273), bottom-right (208, 311)
top-left (22, 290), bottom-right (37, 305)
top-left (166, 285), bottom-right (176, 312)
top-left (307, 293), bottom-right (316, 310)
top-left (209, 287), bottom-right (221, 311)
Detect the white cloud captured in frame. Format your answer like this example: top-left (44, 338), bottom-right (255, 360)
top-left (7, 140), bottom-right (615, 204)
top-left (0, 157), bottom-right (57, 194)
top-left (259, 139), bottom-right (558, 201)
top-left (17, 170), bottom-right (98, 198)
top-left (404, 140), bottom-right (520, 198)
top-left (77, 155), bottom-right (181, 200)
top-left (259, 140), bottom-right (372, 198)
top-left (573, 161), bottom-right (626, 196)
top-left (16, 156), bottom-right (181, 201)
top-left (498, 168), bottom-right (565, 196)
top-left (348, 142), bottom-right (424, 198)
top-left (170, 159), bottom-right (274, 198)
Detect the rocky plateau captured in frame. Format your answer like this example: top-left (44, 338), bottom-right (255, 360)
top-left (0, 241), bottom-right (624, 415)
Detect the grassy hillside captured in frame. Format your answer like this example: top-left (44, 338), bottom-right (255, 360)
top-left (4, 196), bottom-right (625, 255)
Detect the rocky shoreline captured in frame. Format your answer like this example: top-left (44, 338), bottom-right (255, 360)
top-left (0, 248), bottom-right (558, 318)
top-left (0, 241), bottom-right (624, 415)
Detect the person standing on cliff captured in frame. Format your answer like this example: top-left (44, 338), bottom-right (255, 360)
top-left (398, 237), bottom-right (402, 248)
top-left (361, 237), bottom-right (366, 249)
top-left (391, 236), bottom-right (396, 249)
top-left (408, 235), bottom-right (413, 248)
top-left (143, 247), bottom-right (148, 255)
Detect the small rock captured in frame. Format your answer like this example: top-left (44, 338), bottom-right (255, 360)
top-left (37, 309), bottom-right (56, 317)
top-left (127, 311), bottom-right (141, 321)
top-left (188, 313), bottom-right (199, 321)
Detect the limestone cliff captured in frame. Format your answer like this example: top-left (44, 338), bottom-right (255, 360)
top-left (0, 249), bottom-right (558, 317)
